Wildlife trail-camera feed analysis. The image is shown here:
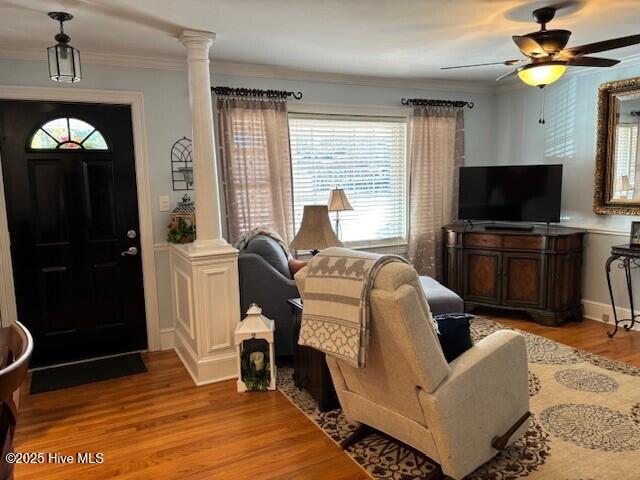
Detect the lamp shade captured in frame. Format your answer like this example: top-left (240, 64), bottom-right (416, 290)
top-left (517, 62), bottom-right (566, 87)
top-left (327, 188), bottom-right (354, 212)
top-left (290, 205), bottom-right (343, 251)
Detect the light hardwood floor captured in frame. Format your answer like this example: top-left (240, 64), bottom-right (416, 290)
top-left (13, 315), bottom-right (640, 479)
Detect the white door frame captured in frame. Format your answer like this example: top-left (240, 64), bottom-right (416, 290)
top-left (0, 85), bottom-right (160, 351)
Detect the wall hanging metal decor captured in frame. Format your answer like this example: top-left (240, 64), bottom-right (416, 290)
top-left (171, 136), bottom-right (193, 191)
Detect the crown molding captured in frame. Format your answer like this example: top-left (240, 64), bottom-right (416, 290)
top-left (3, 44), bottom-right (640, 96)
top-left (0, 45), bottom-right (494, 94)
top-left (211, 60), bottom-right (495, 94)
top-left (0, 46), bottom-right (187, 72)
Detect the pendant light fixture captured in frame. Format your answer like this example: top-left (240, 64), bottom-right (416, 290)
top-left (47, 12), bottom-right (81, 83)
top-left (516, 61), bottom-right (566, 88)
top-left (516, 60), bottom-right (566, 125)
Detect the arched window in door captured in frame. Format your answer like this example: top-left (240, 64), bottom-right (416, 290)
top-left (29, 117), bottom-right (109, 150)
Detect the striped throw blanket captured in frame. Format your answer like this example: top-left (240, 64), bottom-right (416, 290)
top-left (298, 247), bottom-right (409, 368)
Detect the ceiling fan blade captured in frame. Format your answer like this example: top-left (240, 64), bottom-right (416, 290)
top-left (496, 70), bottom-right (518, 82)
top-left (562, 34), bottom-right (640, 56)
top-left (441, 60), bottom-right (523, 70)
top-left (566, 56), bottom-right (620, 67)
top-left (513, 36), bottom-right (546, 57)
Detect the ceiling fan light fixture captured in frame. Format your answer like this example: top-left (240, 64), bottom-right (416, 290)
top-left (517, 61), bottom-right (566, 87)
top-left (47, 12), bottom-right (81, 83)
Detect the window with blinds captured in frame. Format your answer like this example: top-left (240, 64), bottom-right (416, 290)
top-left (288, 115), bottom-right (407, 245)
top-left (614, 123), bottom-right (638, 197)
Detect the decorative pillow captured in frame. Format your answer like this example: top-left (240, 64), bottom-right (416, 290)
top-left (433, 313), bottom-right (474, 363)
top-left (288, 258), bottom-right (308, 277)
top-left (245, 235), bottom-right (291, 279)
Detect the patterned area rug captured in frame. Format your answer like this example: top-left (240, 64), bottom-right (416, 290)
top-left (277, 318), bottom-right (640, 480)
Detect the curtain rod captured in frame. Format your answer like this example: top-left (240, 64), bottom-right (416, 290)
top-left (212, 86), bottom-right (303, 100)
top-left (401, 98), bottom-right (474, 109)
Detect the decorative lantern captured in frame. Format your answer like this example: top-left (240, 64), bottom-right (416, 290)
top-left (167, 194), bottom-right (196, 244)
top-left (47, 12), bottom-right (82, 83)
top-left (234, 304), bottom-right (276, 392)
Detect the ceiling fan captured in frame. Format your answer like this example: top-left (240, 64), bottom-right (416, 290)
top-left (442, 6), bottom-right (640, 88)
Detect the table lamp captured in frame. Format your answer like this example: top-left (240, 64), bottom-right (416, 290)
top-left (290, 205), bottom-right (343, 255)
top-left (327, 188), bottom-right (353, 240)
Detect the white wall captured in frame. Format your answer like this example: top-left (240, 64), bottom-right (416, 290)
top-left (2, 55), bottom-right (633, 330)
top-left (0, 57), bottom-right (496, 332)
top-left (493, 63), bottom-right (640, 316)
top-left (211, 72), bottom-right (496, 169)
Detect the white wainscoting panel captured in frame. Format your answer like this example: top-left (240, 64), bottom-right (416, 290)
top-left (202, 266), bottom-right (237, 353)
top-left (169, 243), bottom-right (240, 385)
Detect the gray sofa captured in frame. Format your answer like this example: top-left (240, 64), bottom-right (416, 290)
top-left (238, 235), bottom-right (298, 357)
top-left (419, 276), bottom-right (464, 315)
top-left (237, 235), bottom-right (464, 357)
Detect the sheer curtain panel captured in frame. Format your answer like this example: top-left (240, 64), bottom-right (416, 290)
top-left (407, 107), bottom-right (464, 277)
top-left (217, 97), bottom-right (295, 243)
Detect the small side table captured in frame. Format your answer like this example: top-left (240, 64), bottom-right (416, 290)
top-left (605, 244), bottom-right (640, 337)
top-left (288, 298), bottom-right (338, 412)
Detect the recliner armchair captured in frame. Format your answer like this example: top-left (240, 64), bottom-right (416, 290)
top-left (295, 261), bottom-right (530, 480)
top-left (238, 235), bottom-right (299, 357)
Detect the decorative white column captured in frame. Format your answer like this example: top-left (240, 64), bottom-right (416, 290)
top-left (179, 29), bottom-right (225, 249)
top-left (170, 29), bottom-right (241, 385)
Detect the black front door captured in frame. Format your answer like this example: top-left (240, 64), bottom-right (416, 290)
top-left (0, 101), bottom-right (147, 367)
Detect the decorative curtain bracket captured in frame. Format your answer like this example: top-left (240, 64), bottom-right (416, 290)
top-left (401, 98), bottom-right (474, 109)
top-left (213, 86), bottom-right (302, 100)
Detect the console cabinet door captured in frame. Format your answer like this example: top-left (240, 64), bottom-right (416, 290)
top-left (502, 252), bottom-right (545, 308)
top-left (463, 250), bottom-right (501, 304)
top-left (549, 253), bottom-right (582, 311)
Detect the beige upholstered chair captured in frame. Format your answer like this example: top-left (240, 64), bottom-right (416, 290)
top-left (295, 261), bottom-right (530, 480)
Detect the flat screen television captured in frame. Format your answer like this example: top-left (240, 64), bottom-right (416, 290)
top-left (458, 165), bottom-right (562, 223)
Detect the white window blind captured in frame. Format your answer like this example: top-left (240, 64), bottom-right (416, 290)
top-left (289, 115), bottom-right (407, 244)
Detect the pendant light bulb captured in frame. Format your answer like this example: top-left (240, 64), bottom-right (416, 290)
top-left (517, 61), bottom-right (566, 88)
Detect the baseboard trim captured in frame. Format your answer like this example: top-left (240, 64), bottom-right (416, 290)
top-left (173, 326), bottom-right (238, 386)
top-left (581, 299), bottom-right (640, 332)
top-left (159, 328), bottom-right (175, 350)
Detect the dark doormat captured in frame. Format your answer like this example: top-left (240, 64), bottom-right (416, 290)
top-left (30, 353), bottom-right (147, 394)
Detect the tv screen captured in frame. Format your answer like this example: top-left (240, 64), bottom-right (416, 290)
top-left (458, 165), bottom-right (562, 223)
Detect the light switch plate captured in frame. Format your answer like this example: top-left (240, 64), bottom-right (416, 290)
top-left (159, 195), bottom-right (171, 212)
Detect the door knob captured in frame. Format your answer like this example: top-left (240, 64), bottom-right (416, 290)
top-left (121, 246), bottom-right (138, 256)
top-left (127, 229), bottom-right (137, 239)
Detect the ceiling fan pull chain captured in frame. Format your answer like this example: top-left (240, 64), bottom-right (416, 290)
top-left (539, 88), bottom-right (546, 125)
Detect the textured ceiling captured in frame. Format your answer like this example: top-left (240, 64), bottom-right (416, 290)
top-left (1, 0), bottom-right (640, 82)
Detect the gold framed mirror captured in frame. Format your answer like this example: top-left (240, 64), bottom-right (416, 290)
top-left (594, 77), bottom-right (640, 215)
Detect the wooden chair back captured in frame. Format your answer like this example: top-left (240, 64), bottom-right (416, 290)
top-left (1, 321), bottom-right (33, 480)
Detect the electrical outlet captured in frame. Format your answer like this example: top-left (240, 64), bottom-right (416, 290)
top-left (159, 195), bottom-right (171, 212)
top-left (602, 313), bottom-right (610, 323)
